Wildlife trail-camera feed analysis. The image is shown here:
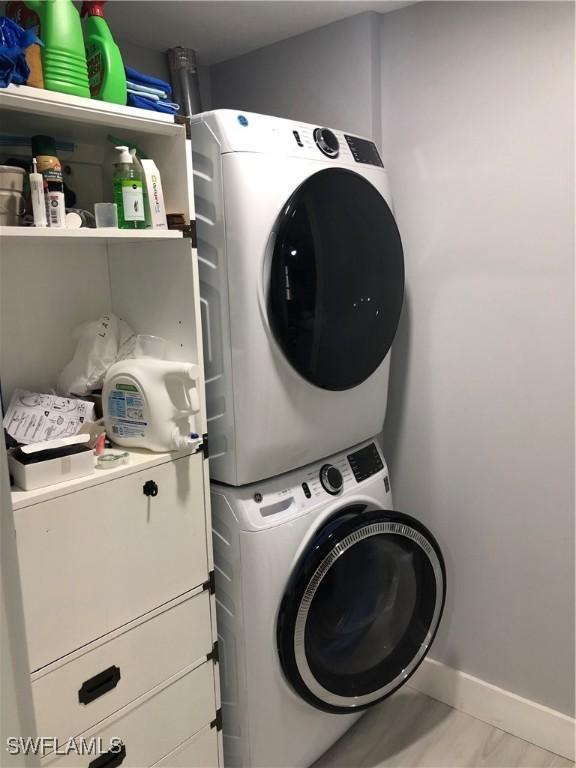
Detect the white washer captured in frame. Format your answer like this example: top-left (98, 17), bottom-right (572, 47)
top-left (191, 111), bottom-right (405, 485)
top-left (211, 438), bottom-right (446, 768)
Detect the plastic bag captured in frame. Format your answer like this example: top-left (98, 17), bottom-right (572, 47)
top-left (0, 16), bottom-right (42, 87)
top-left (57, 314), bottom-right (134, 396)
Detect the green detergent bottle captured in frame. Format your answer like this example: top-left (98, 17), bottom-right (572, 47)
top-left (25, 0), bottom-right (90, 99)
top-left (81, 1), bottom-right (127, 105)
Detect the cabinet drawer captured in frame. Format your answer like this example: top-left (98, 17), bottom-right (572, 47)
top-left (42, 662), bottom-right (216, 767)
top-left (33, 590), bottom-right (212, 745)
top-left (16, 452), bottom-right (208, 671)
top-left (151, 724), bottom-right (218, 767)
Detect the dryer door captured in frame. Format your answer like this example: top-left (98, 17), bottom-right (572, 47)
top-left (268, 168), bottom-right (404, 391)
top-left (277, 508), bottom-right (445, 713)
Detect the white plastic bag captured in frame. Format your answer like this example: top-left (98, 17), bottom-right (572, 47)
top-left (57, 314), bottom-right (134, 396)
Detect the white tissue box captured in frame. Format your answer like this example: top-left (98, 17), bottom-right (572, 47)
top-left (9, 436), bottom-right (94, 491)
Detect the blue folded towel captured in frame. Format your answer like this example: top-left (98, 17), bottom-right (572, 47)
top-left (127, 87), bottom-right (160, 102)
top-left (127, 91), bottom-right (180, 114)
top-left (125, 66), bottom-right (172, 96)
top-left (126, 80), bottom-right (168, 99)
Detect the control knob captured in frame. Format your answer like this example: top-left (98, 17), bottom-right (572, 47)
top-left (320, 464), bottom-right (343, 495)
top-left (314, 127), bottom-right (339, 158)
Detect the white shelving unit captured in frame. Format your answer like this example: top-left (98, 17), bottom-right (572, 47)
top-left (0, 87), bottom-right (221, 767)
top-left (0, 227), bottom-right (184, 242)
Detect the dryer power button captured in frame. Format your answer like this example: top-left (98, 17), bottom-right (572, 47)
top-left (320, 464), bottom-right (343, 495)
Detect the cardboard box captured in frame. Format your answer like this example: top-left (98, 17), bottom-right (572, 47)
top-left (141, 159), bottom-right (168, 230)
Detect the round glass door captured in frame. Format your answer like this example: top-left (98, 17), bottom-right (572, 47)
top-left (277, 507), bottom-right (445, 713)
top-left (268, 169), bottom-right (404, 391)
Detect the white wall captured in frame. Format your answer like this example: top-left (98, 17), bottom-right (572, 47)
top-left (208, 0), bottom-right (574, 719)
top-left (210, 12), bottom-right (380, 138)
top-left (118, 39), bottom-right (212, 112)
top-left (379, 1), bottom-right (574, 716)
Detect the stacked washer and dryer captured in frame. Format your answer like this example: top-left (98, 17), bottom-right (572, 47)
top-left (191, 111), bottom-right (446, 768)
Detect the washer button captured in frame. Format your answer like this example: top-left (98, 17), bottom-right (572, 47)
top-left (302, 482), bottom-right (311, 498)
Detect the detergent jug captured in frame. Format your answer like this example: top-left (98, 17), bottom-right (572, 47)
top-left (103, 359), bottom-right (202, 452)
top-left (23, 0), bottom-right (90, 98)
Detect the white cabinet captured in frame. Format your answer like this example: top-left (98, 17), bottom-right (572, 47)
top-left (41, 662), bottom-right (216, 767)
top-left (31, 589), bottom-right (212, 746)
top-left (0, 85), bottom-right (221, 767)
top-left (17, 452), bottom-right (207, 672)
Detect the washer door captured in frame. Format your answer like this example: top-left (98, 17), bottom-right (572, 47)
top-left (268, 168), bottom-right (404, 391)
top-left (277, 507), bottom-right (445, 713)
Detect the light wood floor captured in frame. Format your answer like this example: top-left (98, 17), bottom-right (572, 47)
top-left (314, 689), bottom-right (573, 768)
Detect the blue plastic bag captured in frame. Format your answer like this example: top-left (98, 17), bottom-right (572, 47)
top-left (0, 16), bottom-right (42, 88)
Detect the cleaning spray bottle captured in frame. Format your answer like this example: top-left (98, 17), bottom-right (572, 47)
top-left (23, 0), bottom-right (90, 98)
top-left (102, 359), bottom-right (202, 452)
top-left (80, 0), bottom-right (127, 105)
top-left (113, 145), bottom-right (145, 229)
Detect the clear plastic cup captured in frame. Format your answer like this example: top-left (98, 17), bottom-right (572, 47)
top-left (132, 335), bottom-right (167, 359)
top-left (95, 202), bottom-right (118, 228)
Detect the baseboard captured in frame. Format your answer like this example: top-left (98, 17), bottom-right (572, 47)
top-left (407, 658), bottom-right (575, 761)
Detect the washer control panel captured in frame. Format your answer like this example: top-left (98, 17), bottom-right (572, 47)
top-left (237, 439), bottom-right (389, 528)
top-left (347, 442), bottom-right (384, 482)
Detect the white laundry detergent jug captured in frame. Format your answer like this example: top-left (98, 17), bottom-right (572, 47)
top-left (103, 359), bottom-right (202, 452)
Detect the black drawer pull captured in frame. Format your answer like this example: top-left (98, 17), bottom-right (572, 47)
top-left (78, 665), bottom-right (121, 705)
top-left (143, 480), bottom-right (158, 497)
top-left (88, 743), bottom-right (126, 768)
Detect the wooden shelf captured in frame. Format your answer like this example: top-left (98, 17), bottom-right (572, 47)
top-left (0, 227), bottom-right (184, 243)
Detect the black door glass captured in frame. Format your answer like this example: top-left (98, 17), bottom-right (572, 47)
top-left (277, 509), bottom-right (445, 713)
top-left (268, 169), bottom-right (404, 390)
top-left (305, 533), bottom-right (434, 697)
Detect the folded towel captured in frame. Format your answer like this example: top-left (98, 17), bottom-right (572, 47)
top-left (127, 91), bottom-right (180, 114)
top-left (127, 87), bottom-right (159, 102)
top-left (125, 65), bottom-right (172, 96)
top-left (126, 80), bottom-right (168, 99)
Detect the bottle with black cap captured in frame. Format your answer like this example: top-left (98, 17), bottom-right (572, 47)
top-left (31, 135), bottom-right (66, 228)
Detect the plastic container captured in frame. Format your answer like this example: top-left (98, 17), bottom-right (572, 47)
top-left (25, 0), bottom-right (90, 98)
top-left (0, 165), bottom-right (25, 193)
top-left (0, 167), bottom-right (26, 224)
top-left (81, 0), bottom-right (127, 105)
top-left (113, 146), bottom-right (145, 229)
top-left (102, 358), bottom-right (202, 452)
top-left (0, 191), bottom-right (26, 226)
top-left (95, 202), bottom-right (118, 228)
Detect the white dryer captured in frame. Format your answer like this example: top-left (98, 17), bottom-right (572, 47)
top-left (191, 111), bottom-right (404, 485)
top-left (211, 438), bottom-right (446, 768)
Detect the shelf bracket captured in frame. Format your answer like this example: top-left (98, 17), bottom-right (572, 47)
top-left (207, 640), bottom-right (219, 664)
top-left (203, 570), bottom-right (215, 595)
top-left (210, 708), bottom-right (223, 731)
top-left (183, 220), bottom-right (197, 247)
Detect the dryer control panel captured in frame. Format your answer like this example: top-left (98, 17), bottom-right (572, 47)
top-left (347, 442), bottom-right (384, 482)
top-left (344, 135), bottom-right (384, 167)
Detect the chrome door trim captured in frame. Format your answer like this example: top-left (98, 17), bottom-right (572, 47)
top-left (293, 521), bottom-right (444, 708)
